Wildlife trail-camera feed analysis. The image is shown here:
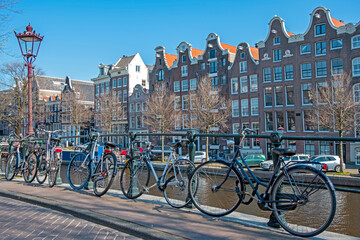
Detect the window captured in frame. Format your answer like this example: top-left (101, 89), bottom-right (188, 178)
top-left (182, 114), bottom-right (189, 129)
top-left (182, 55), bottom-right (187, 62)
top-left (274, 67), bottom-right (282, 81)
top-left (221, 75), bottom-right (226, 85)
top-left (331, 39), bottom-right (342, 49)
top-left (352, 35), bottom-right (360, 49)
top-left (317, 82), bottom-right (327, 104)
top-left (286, 85), bottom-right (294, 106)
top-left (240, 52), bottom-right (245, 59)
top-left (356, 114), bottom-right (360, 137)
top-left (136, 92), bottom-right (140, 98)
top-left (210, 61), bottom-right (217, 74)
top-left (273, 49), bottom-right (282, 62)
top-left (276, 111), bottom-right (284, 129)
top-left (181, 65), bottom-right (188, 77)
top-left (302, 83), bottom-right (312, 105)
top-left (95, 85), bottom-right (99, 95)
top-left (118, 91), bottom-right (122, 102)
top-left (316, 42), bottom-right (326, 56)
top-left (231, 78), bottom-right (238, 94)
top-left (240, 76), bottom-right (248, 93)
top-left (274, 37), bottom-right (280, 45)
top-left (123, 77), bottom-right (127, 86)
top-left (174, 81), bottom-right (180, 92)
top-left (353, 83), bottom-right (360, 103)
top-left (240, 61), bottom-right (247, 73)
top-left (136, 65), bottom-right (140, 72)
top-left (301, 63), bottom-right (312, 79)
top-left (251, 98), bottom-right (258, 116)
top-left (250, 75), bottom-right (258, 92)
top-left (287, 111), bottom-right (296, 131)
top-left (265, 112), bottom-right (274, 131)
top-left (118, 78), bottom-right (122, 87)
top-left (201, 63), bottom-right (206, 70)
top-left (353, 58), bottom-right (360, 77)
top-left (182, 95), bottom-right (189, 110)
top-left (263, 68), bottom-right (271, 82)
top-left (232, 100), bottom-right (239, 117)
top-left (174, 96), bottom-right (181, 111)
top-left (159, 59), bottom-right (162, 65)
top-left (316, 61), bottom-right (327, 77)
top-left (233, 123), bottom-right (240, 134)
top-left (222, 58), bottom-right (226, 66)
top-left (252, 122), bottom-right (260, 148)
top-left (175, 116), bottom-right (181, 130)
top-left (190, 114), bottom-right (197, 129)
top-left (136, 103), bottom-right (141, 112)
top-left (319, 141), bottom-right (331, 155)
top-left (211, 77), bottom-right (218, 89)
top-left (105, 82), bottom-right (109, 94)
top-left (300, 44), bottom-right (311, 54)
top-left (190, 79), bottom-right (197, 90)
top-left (315, 24), bottom-right (326, 36)
top-left (209, 49), bottom-right (216, 59)
top-left (275, 86), bottom-right (283, 106)
top-left (112, 79), bottom-right (117, 88)
top-left (264, 87), bottom-right (272, 107)
top-left (136, 116), bottom-right (141, 129)
top-left (142, 102), bottom-right (146, 111)
top-left (331, 59), bottom-right (343, 75)
top-left (241, 99), bottom-right (249, 116)
top-left (123, 90), bottom-right (127, 102)
top-left (190, 94), bottom-right (196, 109)
top-left (303, 110), bottom-right (314, 131)
top-left (182, 80), bottom-right (189, 91)
top-left (130, 117), bottom-right (135, 129)
top-left (285, 65), bottom-right (293, 80)
top-left (304, 140), bottom-right (315, 156)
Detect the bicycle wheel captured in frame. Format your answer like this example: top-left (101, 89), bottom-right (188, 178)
top-left (189, 160), bottom-right (244, 217)
top-left (48, 153), bottom-right (61, 188)
top-left (67, 152), bottom-right (90, 190)
top-left (36, 152), bottom-right (47, 184)
top-left (163, 159), bottom-right (196, 208)
top-left (23, 152), bottom-right (38, 183)
top-left (120, 156), bottom-right (150, 199)
top-left (5, 153), bottom-right (17, 181)
top-left (94, 152), bottom-right (117, 197)
top-left (271, 166), bottom-right (336, 237)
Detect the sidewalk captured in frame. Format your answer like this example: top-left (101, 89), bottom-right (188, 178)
top-left (0, 176), bottom-right (357, 240)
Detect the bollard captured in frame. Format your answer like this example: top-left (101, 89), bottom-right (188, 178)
top-left (185, 130), bottom-right (197, 208)
top-left (128, 132), bottom-right (139, 197)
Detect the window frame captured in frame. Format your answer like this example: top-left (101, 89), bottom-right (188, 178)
top-left (315, 24), bottom-right (326, 36)
top-left (316, 61), bottom-right (327, 78)
top-left (315, 41), bottom-right (326, 56)
top-left (331, 38), bottom-right (343, 50)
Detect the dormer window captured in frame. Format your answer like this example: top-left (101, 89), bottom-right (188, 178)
top-left (182, 55), bottom-right (187, 62)
top-left (136, 65), bottom-right (140, 72)
top-left (274, 37), bottom-right (280, 45)
top-left (159, 59), bottom-right (162, 65)
top-left (209, 49), bottom-right (216, 59)
top-left (100, 68), bottom-right (104, 75)
top-left (240, 52), bottom-right (245, 59)
top-left (315, 24), bottom-right (326, 36)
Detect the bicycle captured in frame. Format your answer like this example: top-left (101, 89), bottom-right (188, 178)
top-left (5, 133), bottom-right (39, 183)
top-left (120, 141), bottom-right (196, 208)
top-left (67, 129), bottom-right (117, 196)
top-left (36, 129), bottom-right (63, 187)
top-left (188, 128), bottom-right (336, 237)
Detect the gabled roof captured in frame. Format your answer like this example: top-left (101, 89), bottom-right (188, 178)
top-left (220, 43), bottom-right (237, 54)
top-left (165, 53), bottom-right (177, 67)
top-left (249, 47), bottom-right (259, 61)
top-left (331, 17), bottom-right (345, 27)
top-left (191, 48), bottom-right (204, 58)
top-left (115, 55), bottom-right (136, 68)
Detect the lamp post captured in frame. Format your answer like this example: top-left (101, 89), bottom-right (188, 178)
top-left (14, 24), bottom-right (44, 135)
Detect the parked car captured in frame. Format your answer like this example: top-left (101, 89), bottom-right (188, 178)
top-left (179, 151), bottom-right (207, 163)
top-left (310, 155), bottom-right (343, 172)
top-left (260, 154), bottom-right (310, 171)
top-left (240, 154), bottom-right (266, 167)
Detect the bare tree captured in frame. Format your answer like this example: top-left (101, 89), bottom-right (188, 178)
top-left (191, 77), bottom-right (231, 160)
top-left (0, 0), bottom-right (19, 54)
top-left (143, 83), bottom-right (178, 161)
top-left (310, 73), bottom-right (359, 172)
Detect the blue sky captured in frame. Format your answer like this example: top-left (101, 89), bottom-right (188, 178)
top-left (1, 0), bottom-right (360, 81)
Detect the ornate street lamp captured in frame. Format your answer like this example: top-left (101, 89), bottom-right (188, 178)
top-left (14, 24), bottom-right (44, 135)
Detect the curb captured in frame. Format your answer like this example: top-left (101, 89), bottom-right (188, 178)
top-left (0, 188), bottom-right (186, 240)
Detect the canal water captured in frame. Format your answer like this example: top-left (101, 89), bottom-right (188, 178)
top-left (60, 165), bottom-right (360, 238)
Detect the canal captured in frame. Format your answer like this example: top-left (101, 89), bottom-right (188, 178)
top-left (59, 165), bottom-right (360, 238)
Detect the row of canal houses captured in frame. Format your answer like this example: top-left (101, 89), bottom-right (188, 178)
top-left (91, 6), bottom-right (360, 163)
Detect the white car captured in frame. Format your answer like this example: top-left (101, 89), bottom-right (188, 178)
top-left (260, 154), bottom-right (310, 171)
top-left (310, 155), bottom-right (344, 172)
top-left (179, 151), bottom-right (207, 163)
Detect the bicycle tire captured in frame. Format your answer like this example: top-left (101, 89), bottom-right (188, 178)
top-left (36, 151), bottom-right (47, 184)
top-left (93, 152), bottom-right (117, 197)
top-left (5, 153), bottom-right (17, 181)
top-left (271, 166), bottom-right (336, 237)
top-left (23, 152), bottom-right (38, 183)
top-left (189, 160), bottom-right (244, 217)
top-left (163, 159), bottom-right (196, 208)
top-left (67, 152), bottom-right (91, 190)
top-left (48, 153), bottom-right (61, 188)
top-left (120, 156), bottom-right (150, 199)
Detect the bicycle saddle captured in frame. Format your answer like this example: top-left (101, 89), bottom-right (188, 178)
top-left (104, 142), bottom-right (116, 148)
top-left (167, 142), bottom-right (182, 149)
top-left (272, 148), bottom-right (296, 157)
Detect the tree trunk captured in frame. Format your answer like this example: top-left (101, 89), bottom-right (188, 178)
top-left (161, 135), bottom-right (165, 162)
top-left (339, 130), bottom-right (344, 173)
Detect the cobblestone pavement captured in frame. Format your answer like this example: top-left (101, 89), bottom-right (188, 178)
top-left (0, 196), bottom-right (140, 240)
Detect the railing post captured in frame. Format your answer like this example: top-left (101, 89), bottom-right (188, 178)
top-left (270, 131), bottom-right (283, 174)
top-left (129, 132), bottom-right (137, 159)
top-left (128, 131), bottom-right (139, 197)
top-left (187, 130), bottom-right (197, 164)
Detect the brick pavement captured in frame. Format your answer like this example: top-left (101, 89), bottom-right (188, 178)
top-left (0, 195), bottom-right (139, 240)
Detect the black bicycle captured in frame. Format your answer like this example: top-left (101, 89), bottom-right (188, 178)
top-left (188, 128), bottom-right (336, 237)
